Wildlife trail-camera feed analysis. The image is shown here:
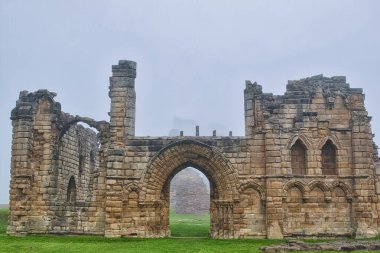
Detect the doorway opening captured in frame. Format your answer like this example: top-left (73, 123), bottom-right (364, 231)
top-left (169, 167), bottom-right (210, 237)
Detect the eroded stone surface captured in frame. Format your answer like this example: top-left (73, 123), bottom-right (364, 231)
top-left (7, 60), bottom-right (380, 239)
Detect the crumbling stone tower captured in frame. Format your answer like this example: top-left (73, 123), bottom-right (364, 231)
top-left (7, 60), bottom-right (380, 239)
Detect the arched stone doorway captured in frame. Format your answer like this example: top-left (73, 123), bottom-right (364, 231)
top-left (140, 140), bottom-right (239, 238)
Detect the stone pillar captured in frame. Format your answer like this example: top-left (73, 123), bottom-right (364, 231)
top-left (109, 60), bottom-right (136, 145)
top-left (105, 60), bottom-right (137, 237)
top-left (350, 90), bottom-right (378, 238)
top-left (244, 81), bottom-right (263, 136)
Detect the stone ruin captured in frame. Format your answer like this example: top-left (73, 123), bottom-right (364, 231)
top-left (7, 60), bottom-right (380, 239)
top-left (170, 167), bottom-right (210, 214)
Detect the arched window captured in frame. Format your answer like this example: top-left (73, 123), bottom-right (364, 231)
top-left (291, 140), bottom-right (307, 175)
top-left (67, 176), bottom-right (76, 203)
top-left (321, 140), bottom-right (336, 175)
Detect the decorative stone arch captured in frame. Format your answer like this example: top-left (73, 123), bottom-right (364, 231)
top-left (283, 180), bottom-right (307, 235)
top-left (141, 139), bottom-right (239, 202)
top-left (236, 181), bottom-right (266, 238)
top-left (121, 182), bottom-right (142, 235)
top-left (329, 180), bottom-right (353, 235)
top-left (283, 180), bottom-right (307, 200)
top-left (124, 183), bottom-right (142, 197)
top-left (123, 182), bottom-right (141, 198)
top-left (334, 93), bottom-right (352, 110)
top-left (308, 180), bottom-right (330, 192)
top-left (239, 181), bottom-right (266, 201)
top-left (287, 134), bottom-right (314, 150)
top-left (331, 180), bottom-right (353, 201)
top-left (317, 134), bottom-right (342, 150)
top-left (285, 134), bottom-right (314, 175)
top-left (308, 180), bottom-right (331, 201)
top-left (140, 139), bottom-right (239, 238)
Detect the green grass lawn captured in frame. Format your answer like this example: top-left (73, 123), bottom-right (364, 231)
top-left (170, 211), bottom-right (210, 237)
top-left (0, 209), bottom-right (8, 234)
top-left (0, 208), bottom-right (379, 253)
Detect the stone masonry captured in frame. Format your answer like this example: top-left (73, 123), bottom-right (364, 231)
top-left (7, 60), bottom-right (380, 239)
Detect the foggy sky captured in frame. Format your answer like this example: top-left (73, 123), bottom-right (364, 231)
top-left (1, 0), bottom-right (380, 203)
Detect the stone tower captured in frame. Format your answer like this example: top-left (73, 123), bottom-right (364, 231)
top-left (109, 60), bottom-right (137, 144)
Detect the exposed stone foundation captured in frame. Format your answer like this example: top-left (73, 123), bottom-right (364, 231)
top-left (7, 60), bottom-right (380, 239)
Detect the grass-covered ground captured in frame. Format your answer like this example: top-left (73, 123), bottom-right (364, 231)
top-left (0, 208), bottom-right (379, 253)
top-left (0, 209), bottom-right (8, 234)
top-left (170, 211), bottom-right (210, 237)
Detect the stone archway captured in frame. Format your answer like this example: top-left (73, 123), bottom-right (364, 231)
top-left (140, 140), bottom-right (239, 238)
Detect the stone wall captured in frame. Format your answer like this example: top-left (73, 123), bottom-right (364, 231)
top-left (7, 60), bottom-right (380, 239)
top-left (57, 124), bottom-right (99, 203)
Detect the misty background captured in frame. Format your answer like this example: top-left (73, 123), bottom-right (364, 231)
top-left (1, 0), bottom-right (379, 203)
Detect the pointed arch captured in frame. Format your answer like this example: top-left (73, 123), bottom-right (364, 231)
top-left (124, 183), bottom-right (142, 196)
top-left (67, 176), bottom-right (76, 203)
top-left (283, 181), bottom-right (306, 235)
top-left (239, 181), bottom-right (265, 201)
top-left (321, 140), bottom-right (337, 175)
top-left (283, 180), bottom-right (307, 198)
top-left (287, 134), bottom-right (313, 150)
top-left (308, 180), bottom-right (331, 200)
top-left (237, 181), bottom-right (266, 237)
top-left (308, 180), bottom-right (330, 192)
top-left (331, 181), bottom-right (352, 201)
top-left (291, 139), bottom-right (307, 175)
top-left (317, 134), bottom-right (342, 150)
